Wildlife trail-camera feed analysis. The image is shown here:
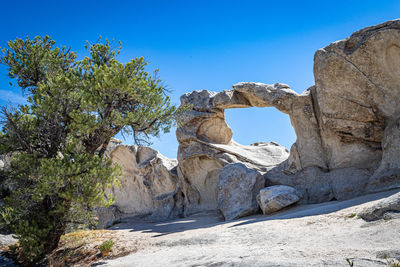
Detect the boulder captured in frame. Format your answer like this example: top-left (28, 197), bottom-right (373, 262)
top-left (217, 163), bottom-right (264, 220)
top-left (257, 185), bottom-right (301, 215)
top-left (358, 192), bottom-right (400, 221)
top-left (95, 205), bottom-right (122, 229)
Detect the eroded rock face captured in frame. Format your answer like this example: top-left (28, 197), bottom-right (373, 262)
top-left (366, 118), bottom-right (400, 192)
top-left (176, 19), bottom-right (400, 211)
top-left (218, 163), bottom-right (264, 220)
top-left (101, 20), bottom-right (400, 225)
top-left (97, 140), bottom-right (184, 227)
top-left (313, 21), bottom-right (400, 170)
top-left (177, 87), bottom-right (290, 215)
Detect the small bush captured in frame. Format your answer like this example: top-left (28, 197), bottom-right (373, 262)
top-left (99, 239), bottom-right (114, 254)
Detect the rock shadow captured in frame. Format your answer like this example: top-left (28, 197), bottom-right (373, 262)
top-left (108, 189), bottom-right (399, 237)
top-left (229, 189), bottom-right (400, 228)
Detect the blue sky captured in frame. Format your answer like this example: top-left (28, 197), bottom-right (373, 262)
top-left (1, 0), bottom-right (400, 158)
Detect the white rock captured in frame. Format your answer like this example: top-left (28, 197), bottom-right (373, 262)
top-left (217, 163), bottom-right (264, 220)
top-left (257, 185), bottom-right (301, 215)
top-left (97, 142), bottom-right (184, 227)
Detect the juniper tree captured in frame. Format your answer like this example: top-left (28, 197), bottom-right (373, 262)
top-left (0, 36), bottom-right (179, 263)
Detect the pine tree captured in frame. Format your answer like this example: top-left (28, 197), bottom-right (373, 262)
top-left (0, 36), bottom-right (180, 263)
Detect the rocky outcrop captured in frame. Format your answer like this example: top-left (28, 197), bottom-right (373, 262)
top-left (218, 163), bottom-right (264, 220)
top-left (176, 87), bottom-right (290, 215)
top-left (313, 20), bottom-right (400, 170)
top-left (257, 185), bottom-right (301, 215)
top-left (176, 19), bottom-right (400, 213)
top-left (97, 140), bottom-right (184, 227)
top-left (101, 20), bottom-right (400, 225)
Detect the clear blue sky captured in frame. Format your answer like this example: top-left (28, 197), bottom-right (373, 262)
top-left (1, 0), bottom-right (399, 158)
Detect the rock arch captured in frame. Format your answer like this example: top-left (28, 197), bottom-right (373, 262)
top-left (100, 19), bottom-right (400, 225)
top-left (176, 19), bottom-right (400, 213)
top-left (175, 83), bottom-right (325, 214)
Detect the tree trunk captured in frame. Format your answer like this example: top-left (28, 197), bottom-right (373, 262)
top-left (41, 196), bottom-right (71, 255)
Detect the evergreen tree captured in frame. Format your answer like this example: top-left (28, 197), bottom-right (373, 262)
top-left (0, 36), bottom-right (180, 264)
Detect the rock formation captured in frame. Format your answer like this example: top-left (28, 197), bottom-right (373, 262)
top-left (97, 139), bottom-right (184, 228)
top-left (100, 19), bottom-right (400, 225)
top-left (176, 19), bottom-right (400, 210)
top-left (176, 86), bottom-right (290, 215)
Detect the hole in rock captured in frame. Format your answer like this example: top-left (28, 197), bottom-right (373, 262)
top-left (225, 107), bottom-right (296, 150)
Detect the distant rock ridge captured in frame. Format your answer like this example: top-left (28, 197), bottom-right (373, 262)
top-left (99, 19), bottom-right (400, 226)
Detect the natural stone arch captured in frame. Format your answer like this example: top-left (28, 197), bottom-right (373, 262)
top-left (174, 19), bottom-right (400, 215)
top-left (175, 83), bottom-right (322, 214)
top-left (97, 19), bottom-right (400, 226)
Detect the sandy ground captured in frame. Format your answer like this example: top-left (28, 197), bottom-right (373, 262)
top-left (94, 190), bottom-right (400, 267)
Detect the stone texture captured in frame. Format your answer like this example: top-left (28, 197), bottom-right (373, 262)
top-left (257, 185), bottom-right (301, 215)
top-left (175, 19), bottom-right (400, 212)
top-left (358, 192), bottom-right (400, 221)
top-left (217, 163), bottom-right (264, 220)
top-left (96, 205), bottom-right (122, 229)
top-left (175, 81), bottom-right (330, 209)
top-left (366, 118), bottom-right (400, 192)
top-left (97, 139), bottom-right (184, 227)
top-left (176, 86), bottom-right (295, 215)
top-left (264, 20), bottom-right (400, 201)
top-left (100, 20), bottom-right (400, 224)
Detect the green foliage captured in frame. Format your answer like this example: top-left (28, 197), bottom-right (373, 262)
top-left (0, 36), bottom-right (180, 264)
top-left (346, 258), bottom-right (354, 267)
top-left (99, 239), bottom-right (114, 254)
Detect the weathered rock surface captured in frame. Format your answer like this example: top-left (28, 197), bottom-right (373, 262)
top-left (100, 20), bottom-right (400, 225)
top-left (97, 140), bottom-right (183, 227)
top-left (313, 20), bottom-right (400, 170)
top-left (175, 19), bottom-right (400, 214)
top-left (99, 190), bottom-right (400, 267)
top-left (96, 205), bottom-right (123, 229)
top-left (358, 192), bottom-right (400, 221)
top-left (217, 163), bottom-right (264, 220)
top-left (366, 118), bottom-right (400, 192)
top-left (257, 185), bottom-right (301, 214)
top-left (176, 86), bottom-right (292, 215)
